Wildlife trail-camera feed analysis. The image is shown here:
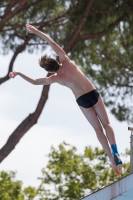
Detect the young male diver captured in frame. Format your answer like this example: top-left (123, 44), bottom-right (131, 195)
top-left (9, 24), bottom-right (123, 175)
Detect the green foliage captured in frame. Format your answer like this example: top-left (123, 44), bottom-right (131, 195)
top-left (69, 1), bottom-right (133, 123)
top-left (37, 142), bottom-right (130, 200)
top-left (23, 186), bottom-right (38, 200)
top-left (0, 171), bottom-right (24, 200)
top-left (0, 171), bottom-right (37, 200)
top-left (0, 143), bottom-right (130, 200)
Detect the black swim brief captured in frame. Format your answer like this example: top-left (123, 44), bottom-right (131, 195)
top-left (76, 90), bottom-right (99, 108)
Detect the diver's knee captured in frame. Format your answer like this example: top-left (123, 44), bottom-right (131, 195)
top-left (103, 123), bottom-right (112, 130)
top-left (94, 126), bottom-right (103, 135)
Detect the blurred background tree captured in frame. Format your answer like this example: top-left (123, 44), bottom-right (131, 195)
top-left (0, 143), bottom-right (130, 200)
top-left (36, 143), bottom-right (130, 200)
top-left (0, 0), bottom-right (133, 162)
top-left (0, 171), bottom-right (37, 200)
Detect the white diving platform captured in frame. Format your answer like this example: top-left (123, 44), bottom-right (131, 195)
top-left (80, 173), bottom-right (133, 200)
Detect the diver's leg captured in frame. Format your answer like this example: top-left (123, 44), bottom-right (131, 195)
top-left (93, 95), bottom-right (122, 173)
top-left (79, 106), bottom-right (120, 175)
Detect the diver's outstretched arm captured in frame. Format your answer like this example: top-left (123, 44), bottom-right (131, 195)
top-left (9, 71), bottom-right (56, 85)
top-left (26, 24), bottom-right (68, 62)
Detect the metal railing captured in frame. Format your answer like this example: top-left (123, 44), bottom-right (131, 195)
top-left (128, 127), bottom-right (133, 173)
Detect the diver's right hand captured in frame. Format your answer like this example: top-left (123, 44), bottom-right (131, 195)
top-left (9, 71), bottom-right (18, 78)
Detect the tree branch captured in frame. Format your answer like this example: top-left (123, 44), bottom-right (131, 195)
top-left (21, 0), bottom-right (45, 13)
top-left (77, 15), bottom-right (126, 41)
top-left (0, 35), bottom-right (33, 85)
top-left (89, 1), bottom-right (126, 16)
top-left (0, 81), bottom-right (50, 163)
top-left (0, 0), bottom-right (29, 31)
top-left (64, 0), bottom-right (94, 53)
top-left (2, 10), bottom-right (68, 32)
top-left (103, 50), bottom-right (133, 72)
top-left (4, 0), bottom-right (18, 14)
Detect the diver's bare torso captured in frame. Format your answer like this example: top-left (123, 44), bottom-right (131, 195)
top-left (53, 57), bottom-right (96, 99)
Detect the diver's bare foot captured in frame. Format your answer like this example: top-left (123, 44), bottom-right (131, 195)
top-left (117, 164), bottom-right (123, 174)
top-left (116, 154), bottom-right (123, 174)
top-left (110, 157), bottom-right (121, 175)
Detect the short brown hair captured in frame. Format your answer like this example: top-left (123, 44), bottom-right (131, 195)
top-left (38, 55), bottom-right (59, 72)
